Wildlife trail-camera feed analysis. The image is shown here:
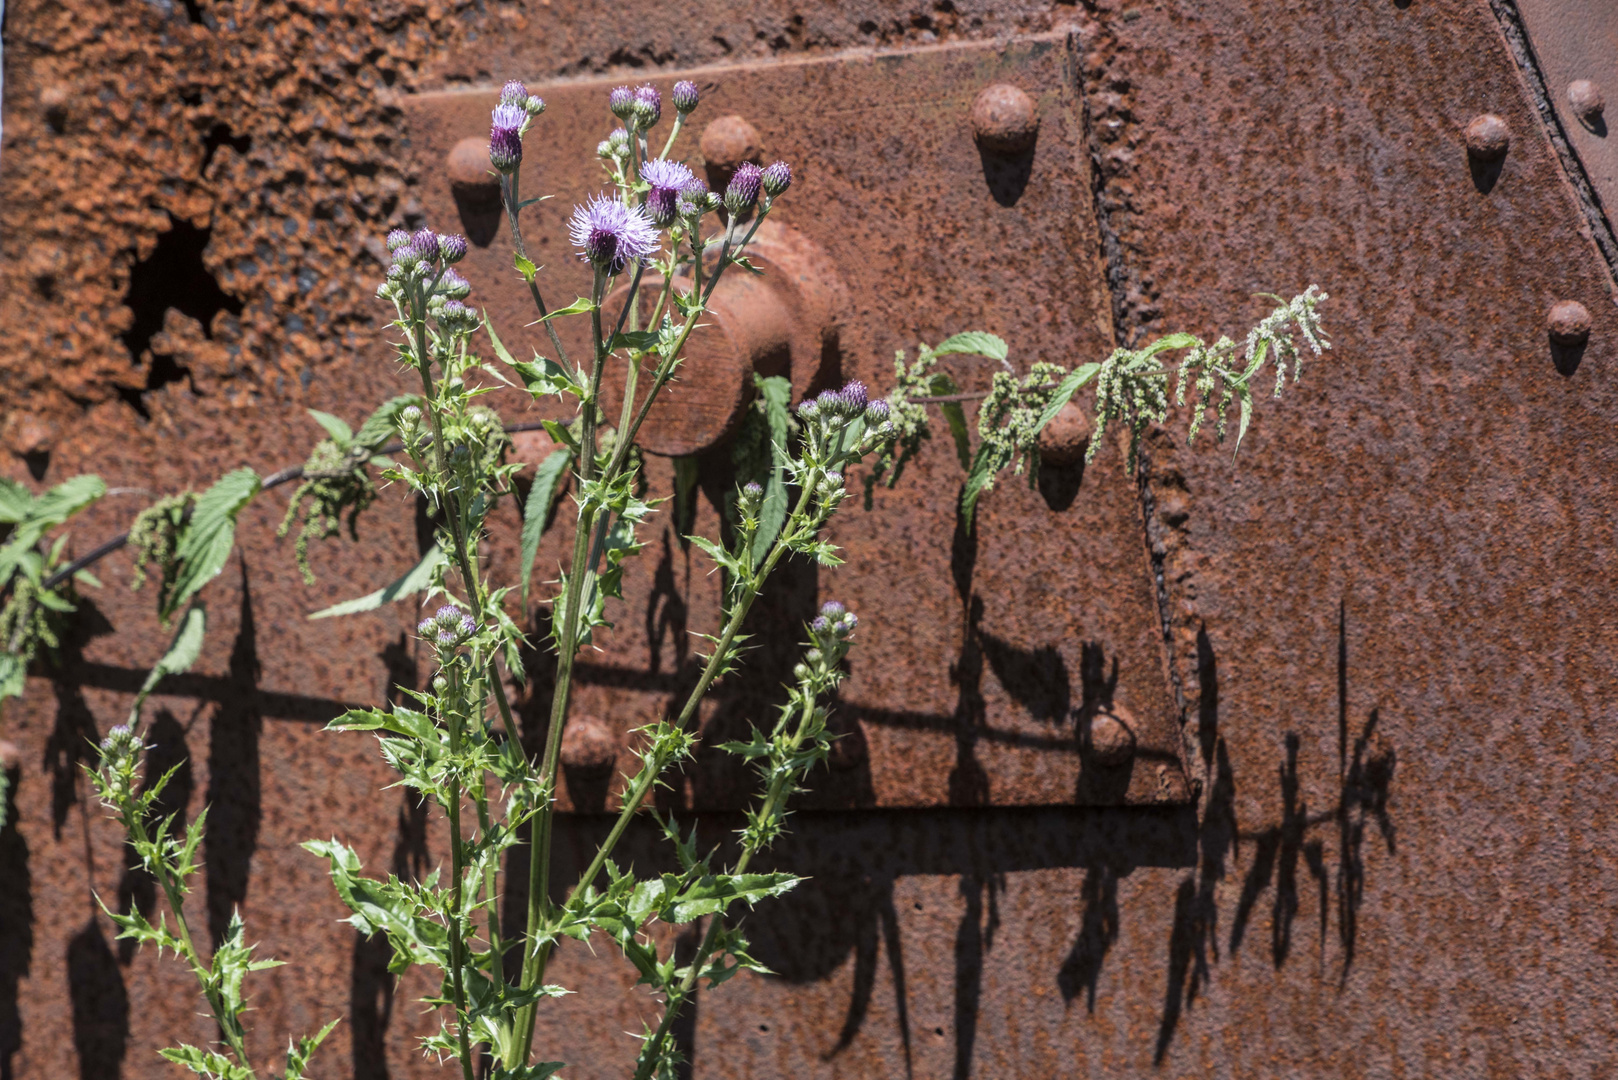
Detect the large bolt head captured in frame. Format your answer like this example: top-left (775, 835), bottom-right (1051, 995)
top-left (1464, 114), bottom-right (1510, 162)
top-left (971, 84), bottom-right (1039, 155)
top-left (1547, 300), bottom-right (1592, 346)
top-left (1038, 400), bottom-right (1093, 467)
top-left (0, 739), bottom-right (20, 772)
top-left (447, 136), bottom-right (501, 208)
top-left (1086, 705), bottom-right (1136, 766)
top-left (699, 114), bottom-right (763, 189)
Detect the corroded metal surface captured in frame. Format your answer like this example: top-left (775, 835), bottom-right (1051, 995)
top-left (402, 38), bottom-right (1189, 813)
top-left (0, 0), bottom-right (1614, 1077)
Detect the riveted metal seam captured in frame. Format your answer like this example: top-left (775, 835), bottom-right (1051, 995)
top-left (1484, 0), bottom-right (1618, 284)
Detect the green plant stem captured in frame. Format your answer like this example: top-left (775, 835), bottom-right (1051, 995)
top-left (121, 806), bottom-right (252, 1069)
top-left (443, 688), bottom-right (477, 1080)
top-left (632, 679), bottom-right (820, 1080)
top-left (509, 209), bottom-right (773, 1071)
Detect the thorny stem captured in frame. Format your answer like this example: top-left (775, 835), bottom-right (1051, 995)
top-left (120, 806), bottom-right (253, 1069)
top-left (633, 670), bottom-right (821, 1080)
top-left (443, 695), bottom-right (477, 1080)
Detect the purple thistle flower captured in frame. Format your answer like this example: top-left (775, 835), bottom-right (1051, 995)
top-left (386, 228), bottom-right (410, 251)
top-left (609, 85), bottom-right (635, 120)
top-left (865, 399), bottom-right (890, 424)
top-left (436, 605), bottom-right (460, 621)
top-left (672, 79), bottom-right (699, 115)
top-left (811, 616), bottom-right (831, 634)
top-left (815, 389), bottom-right (840, 414)
top-left (460, 615), bottom-right (477, 637)
top-left (761, 160), bottom-right (793, 198)
top-left (489, 125), bottom-right (523, 172)
top-left (569, 194), bottom-right (659, 273)
top-left (840, 612), bottom-right (858, 634)
top-left (500, 79), bottom-right (529, 105)
top-left (839, 381), bottom-right (868, 415)
top-left (632, 84), bottom-right (662, 128)
top-left (437, 233), bottom-right (468, 264)
top-left (742, 481), bottom-right (764, 500)
top-left (436, 626), bottom-right (460, 646)
top-left (642, 158), bottom-right (694, 226)
top-left (724, 161), bottom-right (763, 215)
top-left (417, 617), bottom-right (435, 636)
top-left (820, 601), bottom-right (846, 618)
top-left (824, 470), bottom-right (844, 488)
top-left (796, 397), bottom-right (820, 419)
top-left (492, 102), bottom-right (527, 132)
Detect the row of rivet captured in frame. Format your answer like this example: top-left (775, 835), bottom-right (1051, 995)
top-left (1466, 78), bottom-right (1605, 348)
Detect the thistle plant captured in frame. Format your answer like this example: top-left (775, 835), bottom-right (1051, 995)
top-left (0, 67), bottom-right (1338, 1080)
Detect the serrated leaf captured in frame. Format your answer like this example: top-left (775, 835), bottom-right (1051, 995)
top-left (537, 296), bottom-right (596, 322)
top-left (130, 604), bottom-right (207, 724)
top-left (959, 442), bottom-right (998, 526)
top-left (306, 409), bottom-right (353, 444)
top-left (164, 468), bottom-right (259, 620)
top-left (931, 331), bottom-right (1009, 363)
top-left (751, 375), bottom-right (792, 566)
top-left (667, 872), bottom-right (800, 924)
top-left (514, 253), bottom-right (537, 281)
top-left (510, 358), bottom-right (582, 399)
top-left (0, 474), bottom-right (106, 589)
top-left (0, 478), bottom-right (33, 524)
top-left (283, 1017), bottom-right (342, 1080)
top-left (325, 704), bottom-right (436, 740)
top-left (1033, 362), bottom-right (1102, 434)
top-left (608, 329), bottom-right (660, 353)
top-left (521, 449), bottom-right (573, 608)
top-left (307, 544), bottom-right (445, 619)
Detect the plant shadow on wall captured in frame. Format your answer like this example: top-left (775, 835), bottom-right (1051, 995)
top-left (1151, 604), bottom-right (1397, 1064)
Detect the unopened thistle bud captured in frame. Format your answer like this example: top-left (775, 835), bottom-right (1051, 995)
top-left (410, 228), bottom-right (440, 263)
top-left (676, 177), bottom-right (710, 219)
top-left (437, 233), bottom-right (468, 264)
top-left (839, 381), bottom-right (868, 415)
top-left (742, 481), bottom-right (764, 501)
top-left (432, 674), bottom-right (449, 694)
top-left (820, 601), bottom-right (846, 618)
top-left (631, 84), bottom-right (662, 129)
top-left (499, 79), bottom-right (529, 106)
top-left (761, 160), bottom-right (793, 198)
top-left (386, 228), bottom-right (411, 251)
top-left (400, 405), bottom-right (423, 428)
top-left (672, 80), bottom-right (699, 115)
top-left (864, 399), bottom-right (890, 424)
top-left (524, 94), bottom-right (546, 116)
top-left (609, 85), bottom-right (636, 121)
top-left (724, 161), bottom-right (763, 215)
top-left (438, 269), bottom-right (472, 300)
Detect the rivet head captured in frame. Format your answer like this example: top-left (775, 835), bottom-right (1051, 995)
top-left (1547, 300), bottom-right (1591, 346)
top-left (1464, 113), bottom-right (1511, 162)
top-left (699, 114), bottom-right (763, 187)
top-left (1085, 705), bottom-right (1136, 767)
top-left (1568, 80), bottom-right (1606, 125)
top-left (0, 739), bottom-right (19, 772)
top-left (446, 136), bottom-right (499, 194)
top-left (971, 83), bottom-right (1039, 155)
top-left (559, 715), bottom-right (618, 776)
top-left (1037, 400), bottom-right (1092, 467)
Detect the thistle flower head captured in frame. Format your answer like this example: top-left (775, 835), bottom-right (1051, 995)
top-left (820, 601), bottom-right (846, 619)
top-left (569, 194), bottom-right (659, 273)
top-left (399, 405), bottom-right (422, 428)
top-left (438, 269), bottom-right (472, 300)
top-left (489, 103), bottom-right (527, 172)
top-left (642, 158), bottom-right (694, 226)
top-left (631, 84), bottom-right (662, 128)
top-left (499, 79), bottom-right (529, 106)
top-left (419, 605), bottom-right (478, 648)
top-left (524, 95), bottom-right (546, 117)
top-left (386, 228), bottom-right (410, 251)
top-left (676, 177), bottom-right (711, 219)
top-left (672, 80), bottom-right (699, 115)
top-left (864, 399), bottom-right (890, 424)
top-left (724, 161), bottom-right (763, 215)
top-left (837, 381), bottom-right (868, 415)
top-left (492, 102), bottom-right (528, 132)
top-left (761, 160), bottom-right (793, 198)
top-left (437, 233), bottom-right (468, 265)
top-left (609, 85), bottom-right (636, 120)
top-left (742, 481), bottom-right (764, 501)
top-left (607, 128), bottom-right (630, 152)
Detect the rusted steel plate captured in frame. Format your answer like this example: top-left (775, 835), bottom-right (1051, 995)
top-left (403, 36), bottom-right (1191, 810)
top-left (1512, 0), bottom-right (1618, 247)
top-left (1075, 0), bottom-right (1618, 1072)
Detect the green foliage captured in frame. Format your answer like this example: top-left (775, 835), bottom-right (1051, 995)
top-left (519, 448), bottom-right (573, 608)
top-left (129, 604), bottom-right (208, 725)
top-left (277, 410), bottom-right (385, 585)
top-left (166, 467), bottom-right (260, 622)
top-left (128, 492), bottom-right (193, 605)
top-left (307, 544), bottom-right (446, 620)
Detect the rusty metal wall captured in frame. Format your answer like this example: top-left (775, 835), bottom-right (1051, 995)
top-left (1, 0), bottom-right (1615, 1078)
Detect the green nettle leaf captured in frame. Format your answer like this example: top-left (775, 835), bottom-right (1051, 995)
top-left (521, 449), bottom-right (574, 607)
top-left (307, 544), bottom-right (445, 620)
top-left (164, 468), bottom-right (260, 621)
top-left (130, 604), bottom-right (207, 723)
top-left (751, 375), bottom-right (792, 566)
top-left (0, 474), bottom-right (106, 588)
top-left (959, 442), bottom-right (998, 523)
top-left (931, 330), bottom-right (1009, 363)
top-left (306, 409), bottom-right (354, 444)
top-left (1033, 362), bottom-right (1102, 433)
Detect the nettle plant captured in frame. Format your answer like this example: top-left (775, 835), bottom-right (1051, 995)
top-left (0, 74), bottom-right (1332, 1080)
